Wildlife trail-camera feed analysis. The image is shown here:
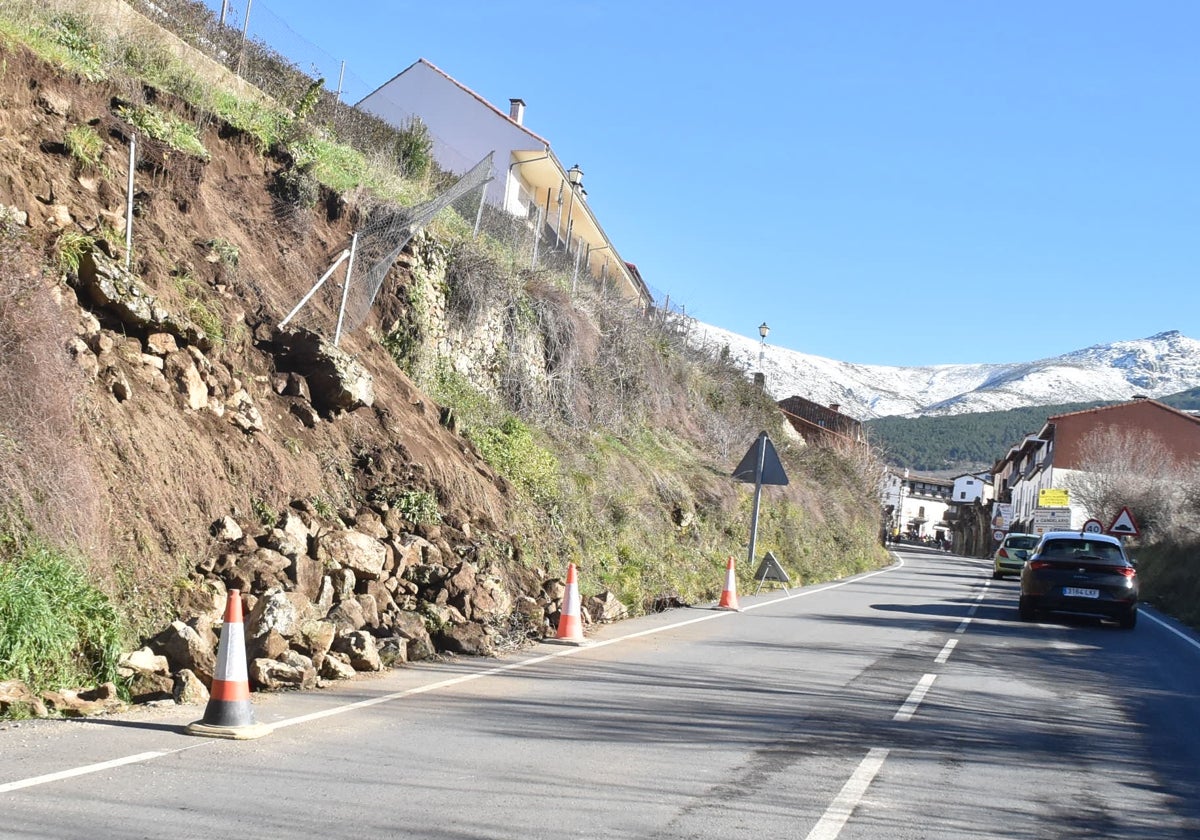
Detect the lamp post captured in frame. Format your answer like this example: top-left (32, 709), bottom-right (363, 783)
top-left (896, 471), bottom-right (908, 538)
top-left (757, 322), bottom-right (770, 391)
top-left (561, 164), bottom-right (584, 254)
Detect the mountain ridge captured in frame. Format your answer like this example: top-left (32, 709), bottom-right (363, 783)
top-left (688, 323), bottom-right (1200, 419)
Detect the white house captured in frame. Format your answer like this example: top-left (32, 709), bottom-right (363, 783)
top-left (951, 473), bottom-right (992, 505)
top-left (884, 470), bottom-right (954, 541)
top-left (357, 58), bottom-right (650, 307)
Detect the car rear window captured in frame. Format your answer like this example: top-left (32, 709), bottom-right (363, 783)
top-left (1038, 539), bottom-right (1125, 561)
top-left (1006, 536), bottom-right (1039, 550)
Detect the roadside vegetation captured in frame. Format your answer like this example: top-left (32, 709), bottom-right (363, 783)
top-left (0, 535), bottom-right (127, 699)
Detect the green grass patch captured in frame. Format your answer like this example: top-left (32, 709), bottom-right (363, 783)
top-left (53, 230), bottom-right (94, 274)
top-left (117, 103), bottom-right (209, 160)
top-left (65, 124), bottom-right (105, 170)
top-left (471, 416), bottom-right (561, 509)
top-left (0, 536), bottom-right (127, 694)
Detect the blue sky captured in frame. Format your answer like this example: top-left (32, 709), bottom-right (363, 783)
top-left (202, 1), bottom-right (1199, 366)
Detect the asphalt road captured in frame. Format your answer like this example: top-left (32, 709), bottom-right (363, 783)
top-left (4, 546), bottom-right (1198, 839)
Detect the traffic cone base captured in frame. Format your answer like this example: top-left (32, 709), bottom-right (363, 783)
top-left (546, 563), bottom-right (590, 646)
top-left (715, 556), bottom-right (741, 611)
top-left (187, 589), bottom-right (272, 740)
top-left (185, 718), bottom-right (272, 740)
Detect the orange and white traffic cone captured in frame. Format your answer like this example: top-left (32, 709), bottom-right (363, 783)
top-left (548, 563), bottom-right (587, 645)
top-left (715, 556), bottom-right (740, 611)
top-left (186, 590), bottom-right (271, 740)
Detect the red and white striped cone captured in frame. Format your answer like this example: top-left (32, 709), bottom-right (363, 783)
top-left (715, 556), bottom-right (740, 611)
top-left (548, 563), bottom-right (588, 645)
top-left (186, 590), bottom-right (271, 740)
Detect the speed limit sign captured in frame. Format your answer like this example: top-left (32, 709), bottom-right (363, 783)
top-left (1082, 519), bottom-right (1103, 534)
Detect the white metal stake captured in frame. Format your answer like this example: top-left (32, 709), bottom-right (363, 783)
top-left (571, 242), bottom-right (581, 294)
top-left (236, 0), bottom-right (253, 77)
top-left (472, 186), bottom-right (487, 239)
top-left (530, 206), bottom-right (543, 269)
top-left (125, 135), bottom-right (135, 270)
top-left (333, 232), bottom-right (359, 347)
top-left (279, 249), bottom-right (350, 328)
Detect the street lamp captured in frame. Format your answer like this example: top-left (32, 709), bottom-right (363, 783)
top-left (752, 322), bottom-right (769, 393)
top-left (560, 164), bottom-right (587, 252)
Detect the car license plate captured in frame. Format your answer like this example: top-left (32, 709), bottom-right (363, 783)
top-left (1063, 587), bottom-right (1100, 599)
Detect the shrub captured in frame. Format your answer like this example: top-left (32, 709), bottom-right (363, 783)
top-left (393, 117), bottom-right (433, 179)
top-left (394, 490), bottom-right (441, 526)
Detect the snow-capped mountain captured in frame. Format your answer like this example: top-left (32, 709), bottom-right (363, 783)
top-left (687, 323), bottom-right (1200, 420)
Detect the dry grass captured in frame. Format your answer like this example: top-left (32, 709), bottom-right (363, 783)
top-left (0, 222), bottom-right (107, 556)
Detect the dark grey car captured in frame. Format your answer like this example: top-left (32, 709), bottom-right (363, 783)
top-left (1018, 531), bottom-right (1138, 629)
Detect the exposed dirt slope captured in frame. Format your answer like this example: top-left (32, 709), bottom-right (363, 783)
top-left (0, 40), bottom-right (523, 629)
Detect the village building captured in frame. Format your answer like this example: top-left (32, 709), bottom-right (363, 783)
top-left (357, 59), bottom-right (651, 308)
top-left (992, 397), bottom-right (1200, 534)
top-left (777, 396), bottom-right (865, 446)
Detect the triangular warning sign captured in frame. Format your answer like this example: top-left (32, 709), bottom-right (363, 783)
top-left (732, 432), bottom-right (789, 486)
top-left (754, 552), bottom-right (790, 583)
top-left (1108, 506), bottom-right (1140, 536)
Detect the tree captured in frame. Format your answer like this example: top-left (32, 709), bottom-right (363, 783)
top-left (1063, 426), bottom-right (1180, 539)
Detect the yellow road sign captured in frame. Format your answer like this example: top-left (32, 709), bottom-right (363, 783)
top-left (1038, 488), bottom-right (1070, 508)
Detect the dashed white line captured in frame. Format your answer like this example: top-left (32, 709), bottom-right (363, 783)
top-left (934, 638), bottom-right (958, 664)
top-left (894, 673), bottom-right (937, 722)
top-left (804, 748), bottom-right (890, 840)
top-left (955, 582), bottom-right (991, 633)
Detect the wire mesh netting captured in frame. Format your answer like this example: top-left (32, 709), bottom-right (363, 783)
top-left (277, 153), bottom-right (494, 342)
top-left (333, 153), bottom-right (494, 341)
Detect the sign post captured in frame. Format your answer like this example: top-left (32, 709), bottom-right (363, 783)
top-left (732, 432), bottom-right (788, 568)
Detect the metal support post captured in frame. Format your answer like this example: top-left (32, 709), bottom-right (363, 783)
top-left (333, 232), bottom-right (359, 346)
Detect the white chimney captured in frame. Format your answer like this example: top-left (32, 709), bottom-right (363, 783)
top-left (509, 98), bottom-right (526, 125)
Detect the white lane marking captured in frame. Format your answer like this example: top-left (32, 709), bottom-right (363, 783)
top-left (804, 747), bottom-right (889, 840)
top-left (1142, 607), bottom-right (1200, 652)
top-left (934, 638), bottom-right (958, 664)
top-left (955, 582), bottom-right (990, 633)
top-left (894, 673), bottom-right (937, 722)
top-left (5, 558), bottom-right (912, 791)
top-left (0, 752), bottom-right (171, 793)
